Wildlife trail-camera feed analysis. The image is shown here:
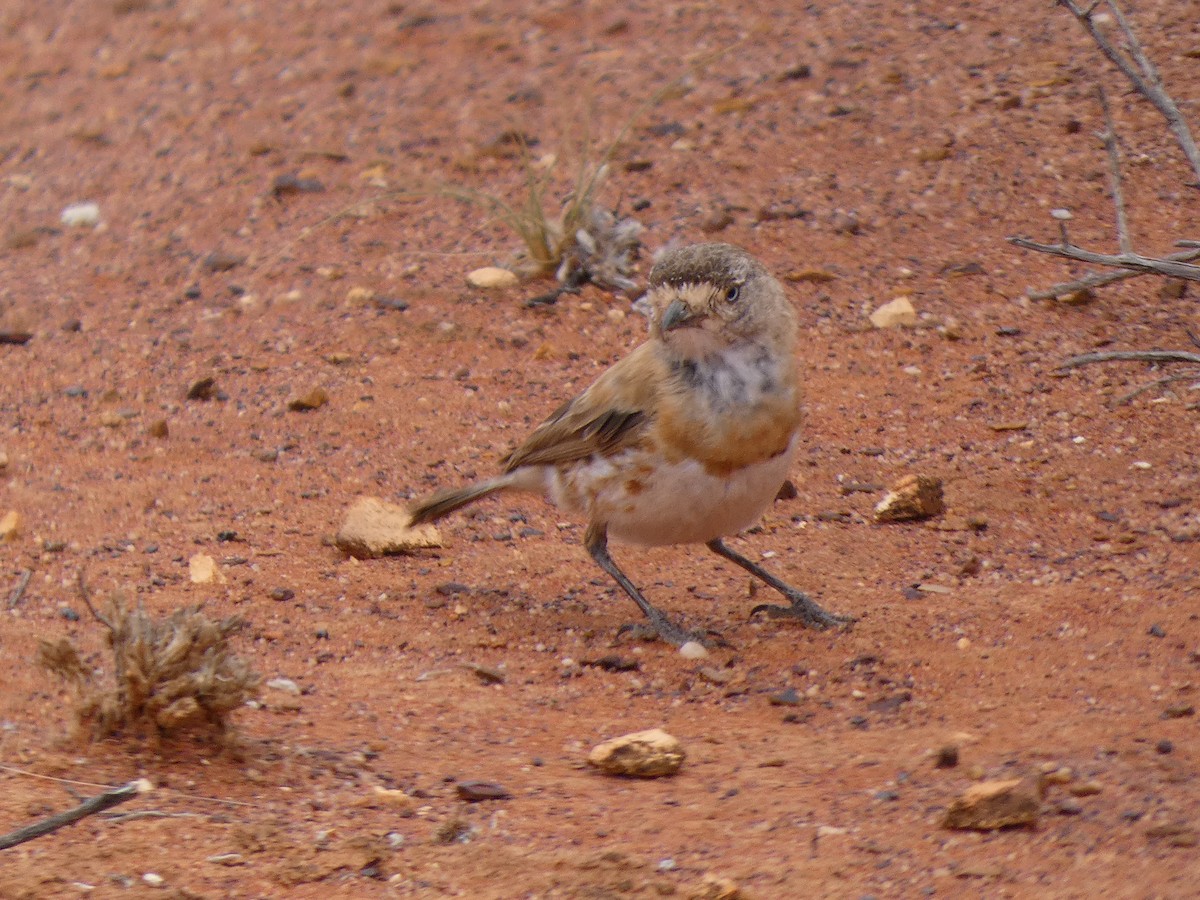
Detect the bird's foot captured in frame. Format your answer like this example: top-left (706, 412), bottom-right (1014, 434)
top-left (749, 591), bottom-right (853, 630)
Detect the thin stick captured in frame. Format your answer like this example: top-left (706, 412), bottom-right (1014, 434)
top-left (6, 570), bottom-right (31, 610)
top-left (1008, 237), bottom-right (1200, 281)
top-left (1096, 85), bottom-right (1130, 253)
top-left (1114, 371), bottom-right (1200, 405)
top-left (0, 782), bottom-right (141, 851)
top-left (75, 570), bottom-right (113, 631)
top-left (1027, 247), bottom-right (1200, 299)
top-left (1060, 0), bottom-right (1200, 181)
top-left (1060, 349), bottom-right (1200, 369)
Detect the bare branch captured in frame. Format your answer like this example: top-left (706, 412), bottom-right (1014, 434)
top-left (1095, 85), bottom-right (1131, 253)
top-left (75, 569), bottom-right (113, 632)
top-left (1027, 247), bottom-right (1200, 300)
top-left (1059, 349), bottom-right (1200, 369)
top-left (0, 781), bottom-right (142, 850)
top-left (1114, 371), bottom-right (1200, 405)
top-left (6, 570), bottom-right (32, 610)
top-left (1008, 237), bottom-right (1200, 281)
top-left (1060, 0), bottom-right (1200, 181)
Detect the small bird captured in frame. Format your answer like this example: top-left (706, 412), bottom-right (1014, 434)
top-left (407, 242), bottom-right (848, 645)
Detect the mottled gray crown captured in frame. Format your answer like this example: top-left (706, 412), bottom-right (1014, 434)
top-left (648, 243), bottom-right (767, 291)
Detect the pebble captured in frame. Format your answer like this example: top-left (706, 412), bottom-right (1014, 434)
top-left (335, 496), bottom-right (443, 558)
top-left (61, 202), bottom-right (101, 227)
top-left (768, 687), bottom-right (801, 706)
top-left (466, 267), bottom-right (518, 289)
top-left (942, 777), bottom-right (1041, 830)
top-left (588, 728), bottom-right (685, 777)
top-left (456, 780), bottom-right (511, 801)
top-left (869, 296), bottom-right (917, 328)
top-left (142, 873), bottom-right (165, 888)
top-left (188, 553), bottom-right (225, 584)
top-left (0, 510), bottom-right (21, 543)
top-left (288, 387), bottom-right (329, 411)
top-left (265, 677), bottom-right (301, 695)
top-left (874, 474), bottom-right (945, 522)
top-left (678, 640), bottom-right (709, 660)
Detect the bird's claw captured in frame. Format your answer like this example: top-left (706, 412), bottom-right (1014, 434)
top-left (749, 593), bottom-right (853, 630)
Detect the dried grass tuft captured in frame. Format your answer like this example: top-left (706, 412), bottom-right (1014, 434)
top-left (38, 576), bottom-right (260, 741)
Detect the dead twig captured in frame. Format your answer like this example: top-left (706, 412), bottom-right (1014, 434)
top-left (1096, 85), bottom-right (1130, 254)
top-left (1060, 0), bottom-right (1200, 180)
top-left (1027, 246), bottom-right (1200, 300)
top-left (1059, 349), bottom-right (1200, 369)
top-left (1114, 371), bottom-right (1200, 405)
top-left (7, 569), bottom-right (31, 610)
top-left (0, 781), bottom-right (143, 851)
top-left (1008, 238), bottom-right (1200, 282)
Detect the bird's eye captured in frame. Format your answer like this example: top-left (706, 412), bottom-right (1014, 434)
top-left (725, 285), bottom-right (740, 303)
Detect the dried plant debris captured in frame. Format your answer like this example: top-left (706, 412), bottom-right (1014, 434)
top-left (554, 202), bottom-right (642, 292)
top-left (38, 579), bottom-right (259, 740)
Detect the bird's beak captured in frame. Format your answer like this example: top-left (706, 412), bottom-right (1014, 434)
top-left (660, 298), bottom-right (695, 332)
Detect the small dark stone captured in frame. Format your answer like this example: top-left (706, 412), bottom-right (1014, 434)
top-left (0, 331), bottom-right (33, 345)
top-left (583, 655), bottom-right (640, 673)
top-left (60, 607), bottom-right (80, 621)
top-left (315, 629), bottom-right (330, 640)
top-left (1056, 798), bottom-right (1083, 816)
top-left (935, 745), bottom-right (960, 768)
top-left (518, 526), bottom-right (544, 538)
top-left (875, 790), bottom-right (900, 802)
top-left (1147, 623), bottom-right (1166, 638)
top-left (1156, 739), bottom-right (1174, 755)
top-left (64, 386), bottom-right (87, 398)
top-left (373, 296), bottom-right (410, 311)
top-left (62, 319), bottom-right (82, 333)
top-left (632, 198), bottom-right (652, 211)
top-left (456, 780), bottom-right (511, 802)
top-left (867, 692), bottom-right (911, 714)
top-left (902, 586), bottom-right (925, 601)
top-left (187, 377), bottom-right (217, 401)
top-left (780, 63), bottom-right (812, 80)
top-left (995, 326), bottom-right (1022, 337)
top-left (184, 285), bottom-right (202, 299)
top-left (435, 582), bottom-right (470, 596)
top-left (270, 587), bottom-right (295, 602)
top-left (1162, 704), bottom-right (1194, 719)
top-left (271, 173), bottom-right (325, 197)
top-left (216, 530), bottom-right (238, 542)
top-left (775, 479), bottom-right (799, 501)
top-left (144, 544), bottom-right (158, 554)
top-left (43, 540), bottom-right (67, 553)
top-left (202, 250), bottom-right (245, 273)
top-left (849, 715), bottom-right (869, 729)
top-left (768, 687), bottom-right (801, 706)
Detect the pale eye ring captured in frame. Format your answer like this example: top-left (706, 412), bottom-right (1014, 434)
top-left (725, 285), bottom-right (740, 303)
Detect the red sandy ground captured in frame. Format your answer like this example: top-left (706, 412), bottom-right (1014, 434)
top-left (1, 1), bottom-right (1197, 897)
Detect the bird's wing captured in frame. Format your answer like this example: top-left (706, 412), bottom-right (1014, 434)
top-left (501, 343), bottom-right (661, 472)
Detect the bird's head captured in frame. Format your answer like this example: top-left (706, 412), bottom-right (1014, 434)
top-left (644, 243), bottom-right (796, 361)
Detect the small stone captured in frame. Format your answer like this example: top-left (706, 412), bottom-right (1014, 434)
top-left (346, 286), bottom-right (375, 304)
top-left (1156, 739), bottom-right (1174, 754)
top-left (1055, 798), bottom-right (1084, 815)
top-left (202, 251), bottom-right (245, 273)
top-left (288, 387), bottom-right (328, 411)
top-left (588, 728), bottom-right (684, 777)
top-left (0, 510), bottom-right (22, 543)
top-left (61, 202), bottom-right (101, 227)
top-left (265, 677), bottom-right (301, 695)
top-left (188, 553), bottom-right (225, 584)
top-left (142, 873), bottom-right (164, 888)
top-left (271, 173), bottom-right (325, 196)
top-left (466, 267), bottom-right (518, 289)
top-left (369, 787), bottom-right (416, 815)
top-left (874, 474), bottom-right (945, 522)
top-left (99, 410), bottom-right (124, 428)
top-left (768, 687), bottom-right (801, 706)
top-left (678, 640), bottom-right (709, 660)
top-left (0, 451), bottom-right (7, 469)
top-left (935, 745), bottom-right (959, 768)
top-left (829, 209), bottom-right (861, 235)
top-left (869, 296), bottom-right (917, 328)
top-left (700, 207), bottom-right (734, 234)
top-left (335, 496), bottom-right (443, 558)
top-left (147, 419), bottom-right (169, 438)
top-left (689, 873), bottom-right (744, 899)
top-left (1163, 704), bottom-right (1195, 719)
top-left (206, 853), bottom-right (245, 867)
top-left (186, 377), bottom-right (217, 401)
top-left (942, 777), bottom-right (1041, 830)
top-left (456, 780), bottom-right (511, 802)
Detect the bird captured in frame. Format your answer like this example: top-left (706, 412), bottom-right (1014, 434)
top-left (406, 242), bottom-right (848, 645)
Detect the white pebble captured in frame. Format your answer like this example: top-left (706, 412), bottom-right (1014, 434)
top-left (678, 641), bottom-right (709, 660)
top-left (61, 202), bottom-right (101, 227)
top-left (142, 873), bottom-right (165, 887)
top-left (1131, 461), bottom-right (1151, 470)
top-left (265, 677), bottom-right (301, 695)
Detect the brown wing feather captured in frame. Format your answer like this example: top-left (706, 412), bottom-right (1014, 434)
top-left (500, 343), bottom-right (661, 472)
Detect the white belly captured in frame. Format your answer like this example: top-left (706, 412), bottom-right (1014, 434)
top-left (544, 435), bottom-right (797, 547)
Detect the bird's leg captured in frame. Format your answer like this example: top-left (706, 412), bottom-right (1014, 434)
top-left (585, 524), bottom-right (711, 647)
top-left (706, 538), bottom-right (852, 629)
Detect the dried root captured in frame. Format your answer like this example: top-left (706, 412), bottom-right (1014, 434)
top-left (38, 578), bottom-right (260, 741)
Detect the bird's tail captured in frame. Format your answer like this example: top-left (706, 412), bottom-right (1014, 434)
top-left (406, 476), bottom-right (514, 525)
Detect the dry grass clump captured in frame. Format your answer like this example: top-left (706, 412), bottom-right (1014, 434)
top-left (38, 577), bottom-right (259, 740)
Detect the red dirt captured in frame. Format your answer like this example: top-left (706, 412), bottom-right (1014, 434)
top-left (2, 1), bottom-right (1197, 897)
